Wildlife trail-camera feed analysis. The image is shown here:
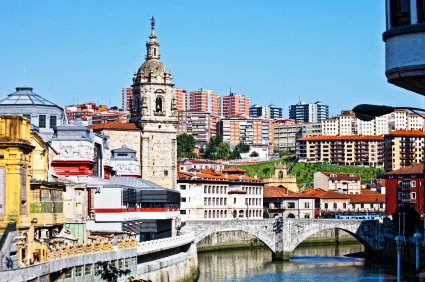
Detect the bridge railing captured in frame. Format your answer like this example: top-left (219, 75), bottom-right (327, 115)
top-left (137, 232), bottom-right (195, 255)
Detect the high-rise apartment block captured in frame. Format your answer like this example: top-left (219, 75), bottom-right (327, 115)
top-left (250, 104), bottom-right (282, 119)
top-left (274, 122), bottom-right (322, 153)
top-left (185, 90), bottom-right (218, 116)
top-left (177, 111), bottom-right (217, 145)
top-left (289, 101), bottom-right (329, 123)
top-left (218, 117), bottom-right (274, 151)
top-left (218, 93), bottom-right (249, 117)
top-left (122, 87), bottom-right (133, 111)
top-left (173, 88), bottom-right (187, 112)
top-left (384, 129), bottom-right (425, 172)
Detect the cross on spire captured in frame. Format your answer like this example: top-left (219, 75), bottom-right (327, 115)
top-left (150, 16), bottom-right (155, 30)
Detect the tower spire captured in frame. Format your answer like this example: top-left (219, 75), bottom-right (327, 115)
top-left (149, 16), bottom-right (157, 39)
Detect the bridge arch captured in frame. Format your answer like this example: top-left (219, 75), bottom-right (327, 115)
top-left (287, 222), bottom-right (377, 254)
top-left (181, 220), bottom-right (276, 252)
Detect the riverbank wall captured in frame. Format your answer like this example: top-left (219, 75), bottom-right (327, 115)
top-left (383, 235), bottom-right (424, 267)
top-left (197, 229), bottom-right (357, 252)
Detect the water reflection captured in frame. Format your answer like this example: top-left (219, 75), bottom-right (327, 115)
top-left (198, 243), bottom-right (397, 282)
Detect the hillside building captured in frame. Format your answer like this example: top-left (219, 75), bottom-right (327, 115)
top-left (313, 172), bottom-right (361, 194)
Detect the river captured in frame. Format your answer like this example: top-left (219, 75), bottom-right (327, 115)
top-left (198, 243), bottom-right (398, 281)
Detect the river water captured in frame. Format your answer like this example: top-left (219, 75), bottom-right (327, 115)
top-left (198, 243), bottom-right (398, 282)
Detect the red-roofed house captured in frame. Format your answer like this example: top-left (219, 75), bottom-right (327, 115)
top-left (177, 168), bottom-right (264, 221)
top-left (314, 172), bottom-right (361, 194)
top-left (384, 163), bottom-right (425, 215)
top-left (263, 186), bottom-right (316, 218)
top-left (177, 159), bottom-right (224, 172)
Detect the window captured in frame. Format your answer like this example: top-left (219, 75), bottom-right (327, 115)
top-left (411, 181), bottom-right (416, 187)
top-left (305, 202), bottom-right (310, 208)
top-left (75, 266), bottom-right (83, 277)
top-left (412, 192), bottom-right (416, 199)
top-left (343, 203), bottom-right (346, 209)
top-left (398, 192), bottom-right (402, 199)
top-left (64, 268), bottom-right (73, 279)
top-left (288, 202), bottom-right (295, 208)
top-left (39, 115), bottom-right (46, 128)
top-left (118, 259), bottom-right (124, 269)
top-left (49, 116), bottom-right (57, 128)
top-left (23, 114), bottom-right (31, 121)
top-left (180, 210), bottom-right (186, 214)
top-left (84, 264), bottom-right (92, 276)
top-left (333, 203), bottom-right (337, 209)
top-left (181, 197), bottom-right (186, 202)
top-left (164, 170), bottom-right (168, 176)
top-left (325, 203), bottom-right (328, 209)
top-left (125, 258), bottom-right (130, 268)
top-left (180, 185), bottom-right (186, 190)
top-left (390, 0), bottom-right (411, 28)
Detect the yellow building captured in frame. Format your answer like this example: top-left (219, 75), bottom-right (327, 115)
top-left (0, 115), bottom-right (65, 265)
top-left (263, 162), bottom-right (298, 192)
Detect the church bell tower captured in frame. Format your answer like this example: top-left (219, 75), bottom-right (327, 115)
top-left (131, 17), bottom-right (178, 190)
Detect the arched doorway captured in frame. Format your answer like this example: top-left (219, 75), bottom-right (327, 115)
top-left (287, 213), bottom-right (295, 218)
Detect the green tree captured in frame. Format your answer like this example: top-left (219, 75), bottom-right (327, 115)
top-left (263, 208), bottom-right (269, 218)
top-left (177, 133), bottom-right (196, 158)
top-left (249, 151), bottom-right (259, 158)
top-left (199, 144), bottom-right (205, 155)
top-left (217, 143), bottom-right (230, 159)
top-left (95, 261), bottom-right (151, 282)
top-left (392, 206), bottom-right (421, 237)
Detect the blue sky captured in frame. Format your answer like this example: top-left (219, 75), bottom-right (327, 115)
top-left (0, 0), bottom-right (423, 118)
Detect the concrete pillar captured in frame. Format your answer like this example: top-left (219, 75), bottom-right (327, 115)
top-left (272, 251), bottom-right (290, 261)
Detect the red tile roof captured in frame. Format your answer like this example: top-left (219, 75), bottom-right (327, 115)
top-left (385, 163), bottom-right (424, 175)
top-left (361, 188), bottom-right (380, 194)
top-left (87, 121), bottom-right (141, 131)
top-left (297, 135), bottom-right (384, 141)
top-left (222, 167), bottom-right (248, 173)
top-left (320, 172), bottom-right (360, 180)
top-left (263, 186), bottom-right (315, 198)
top-left (386, 129), bottom-right (425, 136)
top-left (312, 190), bottom-right (351, 199)
top-left (348, 194), bottom-right (385, 203)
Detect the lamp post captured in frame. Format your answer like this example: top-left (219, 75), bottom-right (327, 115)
top-left (352, 104), bottom-right (425, 121)
top-left (394, 212), bottom-right (406, 282)
top-left (413, 230), bottom-right (422, 271)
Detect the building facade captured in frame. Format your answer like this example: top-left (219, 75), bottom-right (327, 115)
top-left (218, 93), bottom-right (249, 118)
top-left (296, 135), bottom-right (384, 165)
top-left (177, 168), bottom-right (264, 221)
top-left (122, 87), bottom-right (133, 111)
top-left (185, 90), bottom-right (218, 117)
top-left (384, 129), bottom-right (425, 172)
top-left (263, 186), bottom-right (315, 218)
top-left (385, 163), bottom-right (424, 215)
top-left (177, 111), bottom-right (217, 145)
top-left (289, 101), bottom-right (329, 123)
top-left (218, 117), bottom-right (274, 150)
top-left (249, 104), bottom-right (282, 119)
top-left (313, 172), bottom-right (361, 194)
top-left (130, 18), bottom-right (178, 190)
top-left (173, 88), bottom-right (186, 112)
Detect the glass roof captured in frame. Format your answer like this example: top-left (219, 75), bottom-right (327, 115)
top-left (0, 87), bottom-right (60, 107)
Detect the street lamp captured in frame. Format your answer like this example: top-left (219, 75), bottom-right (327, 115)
top-left (352, 104), bottom-right (425, 121)
top-left (413, 230), bottom-right (422, 271)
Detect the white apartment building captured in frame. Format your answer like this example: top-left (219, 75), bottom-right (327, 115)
top-left (322, 111), bottom-right (390, 136)
top-left (177, 168), bottom-right (264, 221)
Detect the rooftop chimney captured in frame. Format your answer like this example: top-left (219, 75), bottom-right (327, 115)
top-left (254, 174), bottom-right (257, 179)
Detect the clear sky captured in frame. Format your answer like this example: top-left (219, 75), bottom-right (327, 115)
top-left (1, 0), bottom-right (423, 118)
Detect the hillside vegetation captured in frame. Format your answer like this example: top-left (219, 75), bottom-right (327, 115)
top-left (228, 158), bottom-right (385, 188)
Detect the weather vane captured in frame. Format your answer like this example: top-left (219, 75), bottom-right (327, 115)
top-left (150, 16), bottom-right (155, 29)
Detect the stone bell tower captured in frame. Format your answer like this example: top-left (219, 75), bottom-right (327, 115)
top-left (131, 17), bottom-right (178, 190)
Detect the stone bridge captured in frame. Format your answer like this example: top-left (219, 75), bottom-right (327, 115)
top-left (179, 218), bottom-right (384, 260)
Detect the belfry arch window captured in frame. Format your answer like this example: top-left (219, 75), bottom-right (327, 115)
top-left (156, 97), bottom-right (162, 112)
top-left (278, 171), bottom-right (283, 178)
